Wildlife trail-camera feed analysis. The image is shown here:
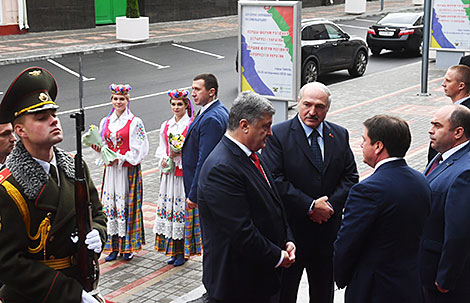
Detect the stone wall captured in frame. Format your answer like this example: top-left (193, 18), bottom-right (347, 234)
top-left (27, 0), bottom-right (95, 32)
top-left (141, 0), bottom-right (345, 23)
top-left (25, 0), bottom-right (346, 32)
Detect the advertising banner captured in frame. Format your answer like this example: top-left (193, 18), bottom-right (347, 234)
top-left (431, 0), bottom-right (470, 51)
top-left (238, 1), bottom-right (301, 101)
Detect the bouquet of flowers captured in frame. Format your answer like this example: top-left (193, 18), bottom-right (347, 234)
top-left (161, 133), bottom-right (185, 174)
top-left (82, 124), bottom-right (118, 165)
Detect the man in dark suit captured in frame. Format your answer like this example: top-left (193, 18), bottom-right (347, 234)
top-left (263, 82), bottom-right (358, 303)
top-left (183, 74), bottom-right (229, 303)
top-left (428, 65), bottom-right (470, 162)
top-left (197, 91), bottom-right (295, 303)
top-left (420, 104), bottom-right (470, 302)
top-left (182, 73), bottom-right (229, 209)
top-left (334, 115), bottom-right (431, 303)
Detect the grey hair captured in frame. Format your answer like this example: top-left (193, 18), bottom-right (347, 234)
top-left (228, 91), bottom-right (275, 131)
top-left (298, 82), bottom-right (332, 106)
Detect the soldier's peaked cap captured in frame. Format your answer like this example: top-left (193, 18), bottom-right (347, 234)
top-left (0, 67), bottom-right (58, 123)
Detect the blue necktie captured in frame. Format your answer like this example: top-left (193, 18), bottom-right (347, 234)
top-left (309, 130), bottom-right (323, 171)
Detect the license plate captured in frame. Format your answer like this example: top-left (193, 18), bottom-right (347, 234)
top-left (379, 31), bottom-right (394, 37)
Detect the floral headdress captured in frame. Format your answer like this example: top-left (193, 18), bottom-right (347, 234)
top-left (168, 89), bottom-right (189, 100)
top-left (168, 89), bottom-right (194, 121)
top-left (110, 83), bottom-right (132, 95)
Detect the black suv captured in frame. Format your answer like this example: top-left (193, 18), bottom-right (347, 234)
top-left (301, 19), bottom-right (369, 84)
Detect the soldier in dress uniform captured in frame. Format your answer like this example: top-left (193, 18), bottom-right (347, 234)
top-left (0, 67), bottom-right (107, 303)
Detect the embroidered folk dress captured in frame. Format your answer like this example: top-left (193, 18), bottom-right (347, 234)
top-left (99, 109), bottom-right (149, 253)
top-left (154, 114), bottom-right (202, 258)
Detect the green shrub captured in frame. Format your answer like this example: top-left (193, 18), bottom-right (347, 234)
top-left (126, 0), bottom-right (140, 18)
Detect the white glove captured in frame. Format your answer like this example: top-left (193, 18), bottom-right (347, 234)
top-left (81, 290), bottom-right (99, 303)
top-left (85, 229), bottom-right (102, 254)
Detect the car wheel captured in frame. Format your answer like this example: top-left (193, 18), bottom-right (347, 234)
top-left (348, 50), bottom-right (368, 77)
top-left (414, 40), bottom-right (423, 56)
top-left (302, 60), bottom-right (318, 84)
top-left (371, 48), bottom-right (381, 56)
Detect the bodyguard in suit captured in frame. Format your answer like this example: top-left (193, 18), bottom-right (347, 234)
top-left (0, 67), bottom-right (107, 302)
top-left (182, 73), bottom-right (229, 210)
top-left (421, 104), bottom-right (470, 301)
top-left (334, 115), bottom-right (431, 303)
top-left (198, 91), bottom-right (295, 303)
top-left (428, 65), bottom-right (470, 162)
top-left (263, 82), bottom-right (358, 303)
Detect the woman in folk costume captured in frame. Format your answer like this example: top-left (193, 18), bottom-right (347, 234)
top-left (92, 84), bottom-right (149, 261)
top-left (154, 89), bottom-right (202, 266)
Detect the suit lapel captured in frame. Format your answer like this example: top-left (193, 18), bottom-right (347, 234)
top-left (224, 138), bottom-right (283, 207)
top-left (426, 144), bottom-right (470, 182)
top-left (184, 100), bottom-right (220, 147)
top-left (292, 116), bottom-right (323, 173)
top-left (259, 155), bottom-right (283, 205)
top-left (322, 122), bottom-right (334, 171)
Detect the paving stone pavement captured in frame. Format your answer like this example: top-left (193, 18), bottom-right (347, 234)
top-left (77, 60), bottom-right (449, 302)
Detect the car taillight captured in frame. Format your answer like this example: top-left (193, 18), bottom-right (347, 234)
top-left (398, 29), bottom-right (414, 36)
top-left (368, 28), bottom-right (376, 35)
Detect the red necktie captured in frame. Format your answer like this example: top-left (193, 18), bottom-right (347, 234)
top-left (250, 153), bottom-right (267, 181)
top-left (426, 154), bottom-right (443, 176)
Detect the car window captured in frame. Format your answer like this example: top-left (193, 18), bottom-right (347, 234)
top-left (325, 24), bottom-right (344, 39)
top-left (302, 24), bottom-right (328, 40)
top-left (378, 13), bottom-right (420, 25)
top-left (415, 16), bottom-right (423, 26)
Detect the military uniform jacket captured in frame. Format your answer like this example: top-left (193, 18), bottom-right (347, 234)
top-left (0, 141), bottom-right (107, 303)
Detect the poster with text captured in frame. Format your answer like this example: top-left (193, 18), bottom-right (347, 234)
top-left (239, 2), bottom-right (300, 100)
top-left (431, 0), bottom-right (470, 50)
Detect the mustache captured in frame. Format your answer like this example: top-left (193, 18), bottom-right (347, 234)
top-left (305, 115), bottom-right (319, 120)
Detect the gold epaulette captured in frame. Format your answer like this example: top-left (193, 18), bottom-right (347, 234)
top-left (1, 179), bottom-right (51, 257)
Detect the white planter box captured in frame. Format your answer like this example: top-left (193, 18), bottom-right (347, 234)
top-left (345, 0), bottom-right (366, 14)
top-left (116, 16), bottom-right (149, 42)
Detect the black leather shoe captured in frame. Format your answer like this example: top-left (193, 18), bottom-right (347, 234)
top-left (186, 292), bottom-right (209, 303)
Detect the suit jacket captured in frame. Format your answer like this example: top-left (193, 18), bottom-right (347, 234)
top-left (197, 136), bottom-right (293, 302)
top-left (334, 159), bottom-right (431, 303)
top-left (0, 141), bottom-right (107, 303)
top-left (182, 99), bottom-right (228, 202)
top-left (262, 115), bottom-right (358, 257)
top-left (420, 142), bottom-right (470, 296)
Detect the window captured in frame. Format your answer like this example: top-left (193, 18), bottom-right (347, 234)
top-left (325, 24), bottom-right (343, 39)
top-left (302, 24), bottom-right (328, 40)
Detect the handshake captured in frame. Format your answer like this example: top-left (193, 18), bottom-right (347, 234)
top-left (308, 196), bottom-right (334, 224)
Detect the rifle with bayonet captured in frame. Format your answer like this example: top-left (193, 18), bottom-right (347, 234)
top-left (70, 54), bottom-right (104, 302)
